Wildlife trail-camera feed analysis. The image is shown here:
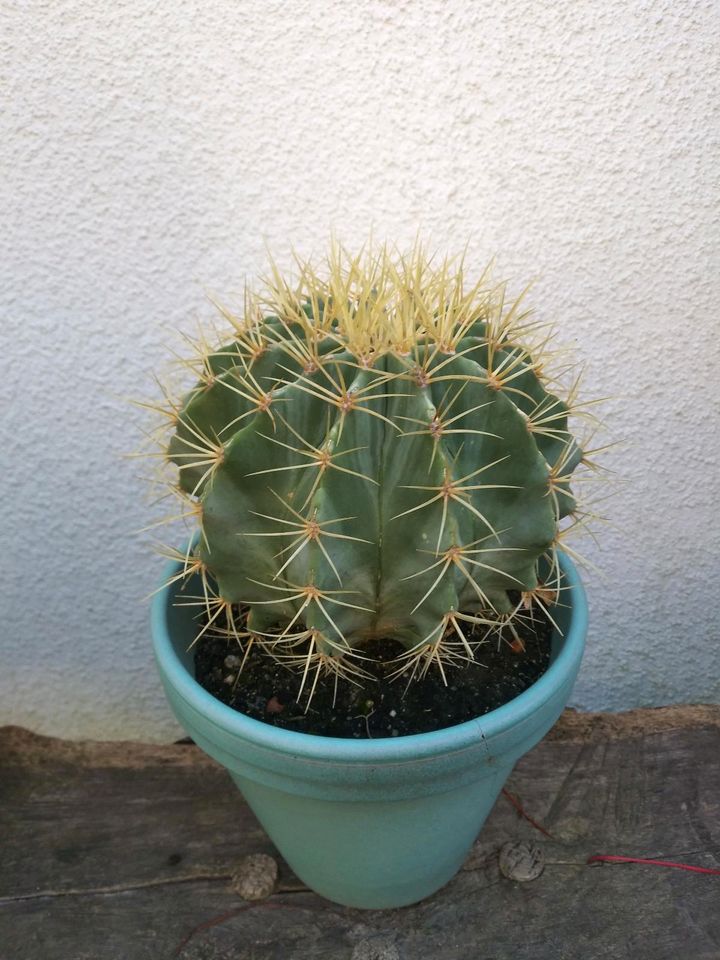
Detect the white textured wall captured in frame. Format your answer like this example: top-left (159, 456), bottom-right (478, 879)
top-left (2, 0), bottom-right (718, 742)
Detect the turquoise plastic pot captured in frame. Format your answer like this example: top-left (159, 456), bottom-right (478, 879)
top-left (151, 551), bottom-right (587, 909)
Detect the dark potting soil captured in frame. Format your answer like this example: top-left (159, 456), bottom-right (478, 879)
top-left (193, 599), bottom-right (553, 739)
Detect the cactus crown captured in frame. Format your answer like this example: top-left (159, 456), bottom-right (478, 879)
top-left (151, 242), bottom-right (598, 700)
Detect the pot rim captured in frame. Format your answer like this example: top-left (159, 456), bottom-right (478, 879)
top-left (152, 548), bottom-right (587, 763)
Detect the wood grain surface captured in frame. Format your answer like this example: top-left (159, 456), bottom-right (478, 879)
top-left (2, 706), bottom-right (719, 960)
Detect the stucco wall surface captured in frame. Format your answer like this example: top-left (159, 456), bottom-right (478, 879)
top-left (2, 0), bottom-right (718, 741)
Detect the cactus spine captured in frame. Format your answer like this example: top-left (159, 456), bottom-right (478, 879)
top-left (157, 244), bottom-right (593, 694)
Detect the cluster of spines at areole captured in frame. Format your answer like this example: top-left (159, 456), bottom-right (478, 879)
top-left (139, 241), bottom-right (605, 704)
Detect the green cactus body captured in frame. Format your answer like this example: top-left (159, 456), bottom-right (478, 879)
top-left (162, 247), bottom-right (586, 685)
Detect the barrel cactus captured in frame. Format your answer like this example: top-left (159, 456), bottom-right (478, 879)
top-left (154, 244), bottom-right (594, 697)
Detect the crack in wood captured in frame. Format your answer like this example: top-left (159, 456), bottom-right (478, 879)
top-left (0, 876), bottom-right (314, 906)
top-left (0, 873), bottom-right (235, 905)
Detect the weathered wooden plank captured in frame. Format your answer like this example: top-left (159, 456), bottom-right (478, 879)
top-left (1, 707), bottom-right (719, 960)
top-left (0, 728), bottom-right (298, 901)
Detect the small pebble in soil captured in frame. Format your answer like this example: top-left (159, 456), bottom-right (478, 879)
top-left (194, 594), bottom-right (553, 739)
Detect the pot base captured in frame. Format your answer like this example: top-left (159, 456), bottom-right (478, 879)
top-left (232, 770), bottom-right (510, 909)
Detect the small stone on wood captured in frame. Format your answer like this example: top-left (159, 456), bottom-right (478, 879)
top-left (498, 841), bottom-right (545, 882)
top-left (230, 853), bottom-right (278, 900)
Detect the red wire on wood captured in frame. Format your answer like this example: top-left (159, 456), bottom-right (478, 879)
top-left (173, 901), bottom-right (332, 957)
top-left (587, 855), bottom-right (720, 875)
top-left (501, 788), bottom-right (554, 839)
top-left (498, 787), bottom-right (720, 877)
